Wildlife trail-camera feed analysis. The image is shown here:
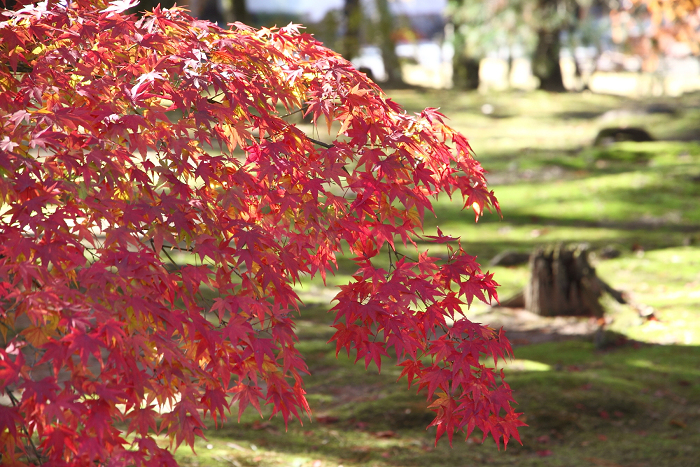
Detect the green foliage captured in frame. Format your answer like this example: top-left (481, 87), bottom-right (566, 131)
top-left (447, 0), bottom-right (535, 59)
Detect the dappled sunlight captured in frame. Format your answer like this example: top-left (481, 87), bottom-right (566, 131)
top-left (497, 359), bottom-right (553, 372)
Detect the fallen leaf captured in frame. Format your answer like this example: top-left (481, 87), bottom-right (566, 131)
top-left (315, 415), bottom-right (340, 424)
top-left (669, 419), bottom-right (687, 428)
top-left (536, 449), bottom-right (552, 457)
top-left (351, 446), bottom-right (371, 453)
top-left (374, 430), bottom-right (398, 439)
top-left (252, 421), bottom-right (271, 430)
top-left (597, 434), bottom-right (608, 441)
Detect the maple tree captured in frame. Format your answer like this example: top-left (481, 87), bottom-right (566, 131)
top-left (0, 0), bottom-right (525, 465)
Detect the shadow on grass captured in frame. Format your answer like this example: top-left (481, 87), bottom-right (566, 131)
top-left (191, 317), bottom-right (700, 467)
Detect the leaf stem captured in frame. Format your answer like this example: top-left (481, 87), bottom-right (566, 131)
top-left (7, 389), bottom-right (45, 465)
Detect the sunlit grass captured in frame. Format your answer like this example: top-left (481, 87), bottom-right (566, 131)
top-left (164, 89), bottom-right (700, 466)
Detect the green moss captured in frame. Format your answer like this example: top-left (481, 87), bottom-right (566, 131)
top-left (171, 90), bottom-right (700, 467)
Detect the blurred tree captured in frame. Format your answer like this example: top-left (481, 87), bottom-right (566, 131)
top-left (524, 0), bottom-right (586, 91)
top-left (220, 0), bottom-right (250, 24)
top-left (610, 0), bottom-right (700, 71)
top-left (310, 9), bottom-right (343, 53)
top-left (447, 0), bottom-right (533, 90)
top-left (342, 0), bottom-right (362, 60)
top-left (446, 1), bottom-right (485, 91)
top-left (135, 0), bottom-right (248, 24)
top-left (130, 0), bottom-right (176, 14)
top-left (448, 0), bottom-right (588, 92)
top-left (376, 0), bottom-right (404, 85)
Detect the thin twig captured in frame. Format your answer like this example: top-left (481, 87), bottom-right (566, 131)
top-left (279, 105), bottom-right (309, 119)
top-left (150, 239), bottom-right (180, 270)
top-left (7, 389), bottom-right (45, 464)
top-left (392, 248), bottom-right (417, 264)
top-left (306, 136), bottom-right (334, 149)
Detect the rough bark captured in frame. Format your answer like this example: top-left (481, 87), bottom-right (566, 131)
top-left (524, 244), bottom-right (605, 317)
top-left (496, 245), bottom-right (654, 322)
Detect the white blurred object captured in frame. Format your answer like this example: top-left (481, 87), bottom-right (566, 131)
top-left (351, 46), bottom-right (388, 82)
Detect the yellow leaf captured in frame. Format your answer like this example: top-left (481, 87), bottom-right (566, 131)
top-left (406, 206), bottom-right (421, 228)
top-left (337, 114), bottom-right (353, 136)
top-left (22, 325), bottom-right (51, 347)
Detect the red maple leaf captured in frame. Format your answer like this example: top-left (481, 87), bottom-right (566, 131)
top-left (0, 1), bottom-right (521, 463)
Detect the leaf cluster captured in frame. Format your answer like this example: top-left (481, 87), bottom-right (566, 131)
top-left (0, 1), bottom-right (523, 465)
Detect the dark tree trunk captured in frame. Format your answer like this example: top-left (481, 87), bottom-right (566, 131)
top-left (524, 245), bottom-right (605, 317)
top-left (342, 0), bottom-right (362, 60)
top-left (130, 0), bottom-right (177, 15)
top-left (533, 29), bottom-right (566, 92)
top-left (451, 28), bottom-right (480, 91)
top-left (224, 0), bottom-right (250, 25)
top-left (453, 56), bottom-right (481, 91)
top-left (375, 0), bottom-right (403, 85)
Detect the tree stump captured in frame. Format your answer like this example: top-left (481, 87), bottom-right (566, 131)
top-left (524, 244), bottom-right (606, 318)
top-left (593, 127), bottom-right (653, 146)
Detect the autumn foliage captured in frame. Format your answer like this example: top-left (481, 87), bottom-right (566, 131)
top-left (611, 0), bottom-right (700, 69)
top-left (0, 1), bottom-right (524, 465)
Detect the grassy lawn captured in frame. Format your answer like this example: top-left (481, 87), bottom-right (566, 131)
top-left (172, 89), bottom-right (700, 466)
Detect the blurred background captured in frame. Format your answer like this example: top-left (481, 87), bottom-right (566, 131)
top-left (135, 0), bottom-right (700, 96)
top-left (128, 1), bottom-right (700, 466)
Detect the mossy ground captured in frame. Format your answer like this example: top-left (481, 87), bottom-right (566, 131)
top-left (172, 90), bottom-right (700, 466)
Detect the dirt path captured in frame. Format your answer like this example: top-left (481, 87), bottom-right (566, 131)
top-left (472, 307), bottom-right (602, 346)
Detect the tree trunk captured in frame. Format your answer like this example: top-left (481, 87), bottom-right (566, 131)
top-left (532, 29), bottom-right (566, 92)
top-left (451, 28), bottom-right (480, 90)
top-left (342, 0), bottom-right (362, 60)
top-left (524, 244), bottom-right (605, 317)
top-left (130, 0), bottom-right (177, 14)
top-left (375, 0), bottom-right (403, 85)
top-left (175, 0), bottom-right (203, 17)
top-left (219, 0), bottom-right (250, 25)
top-left (455, 57), bottom-right (480, 90)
